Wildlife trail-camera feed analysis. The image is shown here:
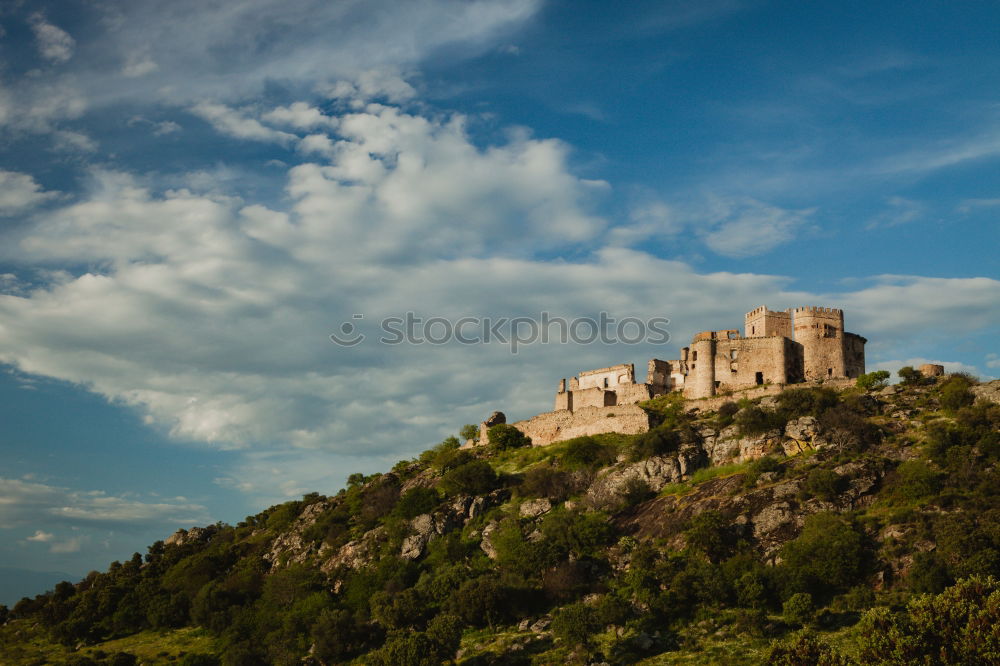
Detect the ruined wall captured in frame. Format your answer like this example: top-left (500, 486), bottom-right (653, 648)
top-left (843, 332), bottom-right (866, 379)
top-left (571, 386), bottom-right (616, 409)
top-left (512, 404), bottom-right (653, 447)
top-left (646, 359), bottom-right (672, 389)
top-left (577, 364), bottom-right (635, 390)
top-left (745, 306), bottom-right (792, 338)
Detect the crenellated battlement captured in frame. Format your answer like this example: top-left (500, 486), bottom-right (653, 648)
top-left (791, 306), bottom-right (843, 316)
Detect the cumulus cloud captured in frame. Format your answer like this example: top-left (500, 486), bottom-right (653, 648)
top-left (1, 0), bottom-right (540, 136)
top-left (1, 100), bottom-right (998, 503)
top-left (262, 103), bottom-right (338, 131)
top-left (29, 14), bottom-right (76, 64)
top-left (191, 103), bottom-right (297, 145)
top-left (0, 478), bottom-right (210, 530)
top-left (0, 171), bottom-right (57, 215)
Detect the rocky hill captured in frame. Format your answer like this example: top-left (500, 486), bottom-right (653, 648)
top-left (2, 372), bottom-right (1000, 665)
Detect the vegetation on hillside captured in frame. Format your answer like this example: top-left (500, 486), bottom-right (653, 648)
top-left (2, 372), bottom-right (999, 665)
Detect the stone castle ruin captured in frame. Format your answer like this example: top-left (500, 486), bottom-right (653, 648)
top-left (474, 305), bottom-right (867, 447)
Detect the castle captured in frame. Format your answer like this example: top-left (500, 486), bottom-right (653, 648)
top-left (476, 305), bottom-right (866, 447)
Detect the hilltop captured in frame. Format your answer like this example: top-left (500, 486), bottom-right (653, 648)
top-left (2, 371), bottom-right (1000, 665)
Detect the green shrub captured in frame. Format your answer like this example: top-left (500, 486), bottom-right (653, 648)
top-left (487, 423), bottom-right (532, 451)
top-left (394, 487), bottom-right (439, 519)
top-left (743, 456), bottom-right (783, 487)
top-left (540, 509), bottom-right (615, 560)
top-left (774, 387), bottom-right (840, 420)
top-left (766, 632), bottom-right (847, 666)
top-left (783, 592), bottom-right (814, 627)
top-left (856, 370), bottom-right (890, 391)
top-left (684, 510), bottom-right (734, 563)
top-left (892, 460), bottom-right (941, 501)
top-left (856, 576), bottom-right (1000, 665)
top-left (438, 460), bottom-right (498, 496)
top-left (736, 405), bottom-right (784, 437)
top-left (627, 425), bottom-right (681, 461)
top-left (459, 424), bottom-right (479, 441)
top-left (938, 374), bottom-right (976, 412)
top-left (800, 468), bottom-right (844, 501)
top-left (518, 464), bottom-right (577, 501)
top-left (898, 366), bottom-right (924, 386)
top-left (560, 436), bottom-right (616, 469)
top-left (447, 575), bottom-right (509, 628)
top-left (420, 437), bottom-right (469, 471)
top-left (551, 602), bottom-right (602, 647)
top-left (817, 405), bottom-right (881, 453)
top-left (907, 551), bottom-right (952, 594)
top-left (779, 513), bottom-right (867, 600)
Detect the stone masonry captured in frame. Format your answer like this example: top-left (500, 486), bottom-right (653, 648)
top-left (474, 305), bottom-right (867, 448)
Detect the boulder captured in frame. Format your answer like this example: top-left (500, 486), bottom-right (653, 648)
top-left (400, 513), bottom-right (436, 560)
top-left (480, 521), bottom-right (499, 559)
top-left (520, 498), bottom-right (552, 518)
top-left (972, 380), bottom-right (1000, 405)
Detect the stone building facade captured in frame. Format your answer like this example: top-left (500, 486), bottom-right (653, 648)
top-left (552, 305), bottom-right (866, 404)
top-left (472, 305), bottom-right (867, 447)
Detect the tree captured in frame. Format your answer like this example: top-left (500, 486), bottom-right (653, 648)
top-left (939, 374), bottom-right (976, 412)
top-left (394, 487), bottom-right (439, 519)
top-left (779, 513), bottom-right (867, 600)
top-left (438, 460), bottom-right (499, 496)
top-left (551, 602), bottom-right (602, 647)
top-left (898, 366), bottom-right (923, 386)
top-left (856, 370), bottom-right (890, 391)
top-left (856, 576), bottom-right (1000, 665)
top-left (560, 436), bottom-right (615, 469)
top-left (459, 424), bottom-right (479, 441)
top-left (783, 592), bottom-right (814, 627)
top-left (487, 423), bottom-right (532, 451)
top-left (684, 510), bottom-right (734, 563)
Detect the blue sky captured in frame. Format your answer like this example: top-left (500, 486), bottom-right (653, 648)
top-left (0, 0), bottom-right (998, 599)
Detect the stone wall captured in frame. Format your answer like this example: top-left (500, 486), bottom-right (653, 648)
top-left (512, 404), bottom-right (653, 447)
top-left (577, 363), bottom-right (635, 390)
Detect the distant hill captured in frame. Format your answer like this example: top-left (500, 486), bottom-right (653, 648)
top-left (2, 372), bottom-right (999, 665)
top-left (0, 567), bottom-right (76, 607)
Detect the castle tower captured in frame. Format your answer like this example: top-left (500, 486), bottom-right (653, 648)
top-left (790, 306), bottom-right (846, 381)
top-left (687, 338), bottom-right (717, 398)
top-left (745, 306), bottom-right (792, 338)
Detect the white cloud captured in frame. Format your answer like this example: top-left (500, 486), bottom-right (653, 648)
top-left (122, 55), bottom-right (158, 78)
top-left (50, 537), bottom-right (83, 554)
top-left (154, 121), bottom-right (181, 136)
top-left (29, 13), bottom-right (76, 64)
top-left (986, 353), bottom-right (1000, 369)
top-left (0, 171), bottom-right (57, 215)
top-left (263, 102), bottom-right (338, 131)
top-left (0, 477), bottom-right (210, 529)
top-left (1, 0), bottom-right (541, 137)
top-left (701, 197), bottom-right (815, 257)
top-left (866, 195), bottom-right (924, 230)
top-left (26, 530), bottom-right (54, 542)
top-left (1, 100), bottom-right (998, 502)
top-left (51, 130), bottom-right (98, 153)
top-left (609, 200), bottom-right (680, 246)
top-left (958, 198), bottom-right (1000, 213)
top-left (190, 103), bottom-right (297, 145)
